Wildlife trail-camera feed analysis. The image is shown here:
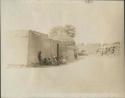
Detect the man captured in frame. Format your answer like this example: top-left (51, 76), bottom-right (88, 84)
top-left (74, 51), bottom-right (78, 59)
top-left (38, 51), bottom-right (42, 65)
top-left (61, 56), bottom-right (66, 64)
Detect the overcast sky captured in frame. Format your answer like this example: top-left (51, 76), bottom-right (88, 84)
top-left (2, 0), bottom-right (124, 43)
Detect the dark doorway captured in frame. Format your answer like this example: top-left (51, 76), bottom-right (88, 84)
top-left (57, 43), bottom-right (59, 65)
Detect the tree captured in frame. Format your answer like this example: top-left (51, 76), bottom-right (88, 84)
top-left (49, 25), bottom-right (76, 46)
top-left (49, 26), bottom-right (65, 37)
top-left (49, 25), bottom-right (76, 38)
top-left (64, 25), bottom-right (76, 38)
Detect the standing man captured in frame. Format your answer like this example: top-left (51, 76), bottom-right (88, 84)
top-left (74, 49), bottom-right (78, 59)
top-left (38, 51), bottom-right (42, 65)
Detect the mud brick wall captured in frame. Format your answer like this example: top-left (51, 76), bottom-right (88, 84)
top-left (28, 31), bottom-right (43, 65)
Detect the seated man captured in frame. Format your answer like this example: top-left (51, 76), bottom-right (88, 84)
top-left (46, 58), bottom-right (51, 65)
top-left (43, 58), bottom-right (47, 65)
top-left (58, 57), bottom-right (62, 64)
top-left (52, 56), bottom-right (58, 65)
top-left (61, 56), bottom-right (66, 64)
top-left (48, 57), bottom-right (52, 65)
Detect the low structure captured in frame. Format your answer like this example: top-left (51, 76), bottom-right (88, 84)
top-left (77, 43), bottom-right (101, 56)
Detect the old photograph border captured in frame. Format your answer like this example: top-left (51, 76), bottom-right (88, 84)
top-left (1, 0), bottom-right (125, 98)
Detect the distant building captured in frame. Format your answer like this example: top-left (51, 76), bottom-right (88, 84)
top-left (77, 43), bottom-right (101, 56)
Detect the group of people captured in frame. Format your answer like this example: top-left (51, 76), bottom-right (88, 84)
top-left (96, 46), bottom-right (120, 56)
top-left (38, 51), bottom-right (66, 65)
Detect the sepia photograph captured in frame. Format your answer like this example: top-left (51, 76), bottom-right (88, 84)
top-left (1, 0), bottom-right (125, 98)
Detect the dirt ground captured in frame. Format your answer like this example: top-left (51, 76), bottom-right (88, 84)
top-left (2, 55), bottom-right (125, 97)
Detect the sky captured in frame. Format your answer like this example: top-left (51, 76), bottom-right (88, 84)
top-left (1, 0), bottom-right (124, 43)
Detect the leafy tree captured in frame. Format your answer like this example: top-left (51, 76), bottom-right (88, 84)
top-left (49, 25), bottom-right (76, 38)
top-left (49, 26), bottom-right (65, 37)
top-left (64, 25), bottom-right (76, 38)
